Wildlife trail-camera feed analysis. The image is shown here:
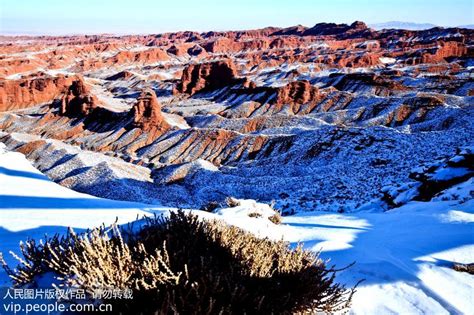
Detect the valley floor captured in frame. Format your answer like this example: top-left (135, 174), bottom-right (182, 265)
top-left (0, 144), bottom-right (472, 314)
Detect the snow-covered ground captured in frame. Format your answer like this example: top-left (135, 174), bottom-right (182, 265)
top-left (0, 144), bottom-right (473, 314)
top-left (0, 143), bottom-right (172, 285)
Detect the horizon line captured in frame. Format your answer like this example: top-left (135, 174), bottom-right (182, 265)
top-left (1, 20), bottom-right (473, 38)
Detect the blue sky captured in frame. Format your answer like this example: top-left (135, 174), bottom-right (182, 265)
top-left (1, 0), bottom-right (473, 35)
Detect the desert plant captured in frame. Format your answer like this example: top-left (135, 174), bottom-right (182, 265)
top-left (200, 201), bottom-right (220, 212)
top-left (2, 211), bottom-right (356, 314)
top-left (268, 212), bottom-right (282, 225)
top-left (0, 229), bottom-right (79, 285)
top-left (135, 211), bottom-right (356, 313)
top-left (453, 262), bottom-right (474, 274)
top-left (268, 201), bottom-right (283, 224)
top-left (225, 197), bottom-right (241, 207)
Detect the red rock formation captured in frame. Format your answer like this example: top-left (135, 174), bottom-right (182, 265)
top-left (167, 44), bottom-right (187, 56)
top-left (152, 31), bottom-right (202, 43)
top-left (330, 72), bottom-right (408, 96)
top-left (269, 36), bottom-right (309, 49)
top-left (201, 27), bottom-right (278, 41)
top-left (202, 37), bottom-right (269, 53)
top-left (271, 25), bottom-right (308, 36)
top-left (274, 81), bottom-right (320, 106)
top-left (421, 41), bottom-right (468, 63)
top-left (270, 80), bottom-right (322, 114)
top-left (132, 88), bottom-right (170, 135)
top-left (202, 37), bottom-right (240, 53)
top-left (147, 128), bottom-right (269, 165)
top-left (0, 73), bottom-right (77, 112)
top-left (220, 80), bottom-right (323, 117)
top-left (105, 70), bottom-right (135, 81)
top-left (335, 51), bottom-right (383, 67)
top-left (60, 79), bottom-right (98, 116)
top-left (384, 94), bottom-right (446, 126)
top-left (187, 44), bottom-right (207, 57)
top-left (120, 48), bottom-right (170, 64)
top-left (77, 48), bottom-right (170, 71)
top-left (174, 59), bottom-right (241, 95)
top-left (0, 58), bottom-right (46, 77)
top-left (303, 21), bottom-right (373, 39)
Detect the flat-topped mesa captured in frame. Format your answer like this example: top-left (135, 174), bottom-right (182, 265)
top-left (132, 88), bottom-right (170, 133)
top-left (202, 37), bottom-right (270, 53)
top-left (174, 59), bottom-right (243, 95)
top-left (60, 79), bottom-right (98, 117)
top-left (0, 73), bottom-right (77, 112)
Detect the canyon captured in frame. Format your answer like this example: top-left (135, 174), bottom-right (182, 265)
top-left (1, 20), bottom-right (473, 314)
top-left (0, 21), bottom-right (472, 212)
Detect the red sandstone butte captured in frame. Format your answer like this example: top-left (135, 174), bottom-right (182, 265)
top-left (132, 88), bottom-right (171, 135)
top-left (60, 79), bottom-right (98, 116)
top-left (174, 59), bottom-right (240, 95)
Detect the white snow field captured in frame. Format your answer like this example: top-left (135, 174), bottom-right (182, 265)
top-left (0, 143), bottom-right (172, 285)
top-left (0, 144), bottom-right (473, 314)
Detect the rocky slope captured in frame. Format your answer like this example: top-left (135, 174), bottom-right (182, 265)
top-left (0, 21), bottom-right (472, 211)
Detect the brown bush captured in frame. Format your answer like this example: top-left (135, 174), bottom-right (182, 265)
top-left (453, 262), bottom-right (474, 274)
top-left (2, 211), bottom-right (355, 314)
top-left (268, 212), bottom-right (283, 225)
top-left (200, 201), bottom-right (220, 212)
top-left (225, 196), bottom-right (241, 207)
top-left (1, 230), bottom-right (77, 285)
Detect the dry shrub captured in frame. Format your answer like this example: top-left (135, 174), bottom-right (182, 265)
top-left (268, 212), bottom-right (282, 225)
top-left (200, 201), bottom-right (220, 212)
top-left (1, 231), bottom-right (76, 285)
top-left (47, 226), bottom-right (182, 291)
top-left (248, 210), bottom-right (281, 224)
top-left (453, 262), bottom-right (474, 274)
top-left (225, 196), bottom-right (241, 207)
top-left (2, 211), bottom-right (355, 314)
top-left (1, 226), bottom-right (181, 292)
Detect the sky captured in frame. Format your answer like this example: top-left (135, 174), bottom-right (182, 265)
top-left (1, 0), bottom-right (473, 35)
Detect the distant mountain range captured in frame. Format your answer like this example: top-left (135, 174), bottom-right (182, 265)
top-left (369, 21), bottom-right (474, 30)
